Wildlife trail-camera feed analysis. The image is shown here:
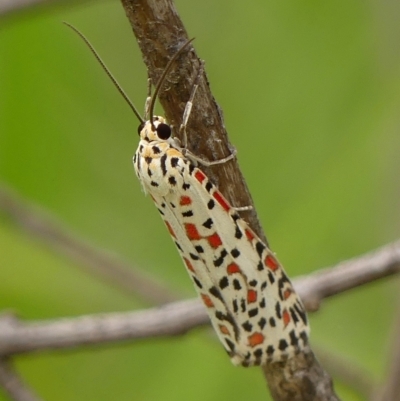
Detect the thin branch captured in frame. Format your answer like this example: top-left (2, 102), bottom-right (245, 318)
top-left (314, 346), bottom-right (376, 400)
top-left (0, 358), bottom-right (43, 401)
top-left (296, 240), bottom-right (400, 311)
top-left (0, 300), bottom-right (206, 355)
top-left (374, 290), bottom-right (400, 401)
top-left (0, 0), bottom-right (62, 15)
top-left (0, 184), bottom-right (177, 305)
top-left (0, 240), bottom-right (398, 357)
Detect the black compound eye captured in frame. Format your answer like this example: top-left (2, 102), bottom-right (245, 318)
top-left (137, 122), bottom-right (145, 136)
top-left (156, 123), bottom-right (172, 140)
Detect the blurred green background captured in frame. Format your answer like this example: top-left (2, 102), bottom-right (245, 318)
top-left (1, 0), bottom-right (399, 400)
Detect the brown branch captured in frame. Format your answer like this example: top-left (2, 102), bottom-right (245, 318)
top-left (296, 240), bottom-right (400, 312)
top-left (0, 183), bottom-right (177, 305)
top-left (314, 346), bottom-right (376, 399)
top-left (0, 357), bottom-right (43, 401)
top-left (0, 0), bottom-right (64, 15)
top-left (0, 240), bottom-right (398, 359)
top-left (0, 301), bottom-right (205, 355)
top-left (375, 290), bottom-right (400, 401)
top-left (120, 0), bottom-right (267, 245)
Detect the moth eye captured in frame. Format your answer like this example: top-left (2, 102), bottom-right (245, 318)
top-left (137, 122), bottom-right (145, 136)
top-left (156, 123), bottom-right (172, 140)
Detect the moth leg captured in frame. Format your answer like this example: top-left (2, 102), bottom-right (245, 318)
top-left (144, 74), bottom-right (152, 119)
top-left (180, 60), bottom-right (205, 148)
top-left (179, 61), bottom-right (237, 167)
top-left (185, 147), bottom-right (237, 166)
top-left (233, 205), bottom-right (253, 212)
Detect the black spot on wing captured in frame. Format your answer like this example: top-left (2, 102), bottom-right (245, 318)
top-left (152, 145), bottom-right (161, 154)
top-left (193, 276), bottom-right (202, 289)
top-left (258, 317), bottom-right (267, 329)
top-left (213, 249), bottom-right (228, 267)
top-left (233, 279), bottom-right (241, 290)
top-left (231, 248), bottom-right (240, 258)
top-left (278, 339), bottom-right (289, 351)
top-left (219, 276), bottom-right (229, 289)
top-left (207, 199), bottom-right (215, 210)
top-left (294, 303), bottom-right (308, 325)
top-left (170, 157), bottom-right (179, 167)
top-left (234, 224), bottom-right (243, 239)
top-left (255, 241), bottom-right (266, 257)
top-left (242, 321), bottom-right (252, 332)
top-left (160, 154), bottom-right (167, 176)
top-left (289, 330), bottom-right (299, 346)
top-left (209, 286), bottom-right (223, 302)
top-left (232, 299), bottom-right (238, 313)
top-left (248, 308), bottom-right (258, 318)
top-left (202, 218), bottom-right (213, 229)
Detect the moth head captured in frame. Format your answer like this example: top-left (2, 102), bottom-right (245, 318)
top-left (138, 116), bottom-right (172, 142)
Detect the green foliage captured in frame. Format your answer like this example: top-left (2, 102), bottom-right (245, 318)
top-left (1, 1), bottom-right (399, 400)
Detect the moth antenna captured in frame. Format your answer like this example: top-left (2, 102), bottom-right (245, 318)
top-left (63, 22), bottom-right (144, 124)
top-left (148, 38), bottom-right (195, 129)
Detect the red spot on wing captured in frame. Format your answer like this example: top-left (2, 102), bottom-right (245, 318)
top-left (213, 191), bottom-right (230, 212)
top-left (227, 263), bottom-right (241, 275)
top-left (183, 258), bottom-right (195, 273)
top-left (283, 288), bottom-right (292, 300)
top-left (185, 223), bottom-right (201, 240)
top-left (164, 221), bottom-right (176, 238)
top-left (207, 233), bottom-right (222, 249)
top-left (245, 229), bottom-right (255, 241)
top-left (201, 294), bottom-right (214, 308)
top-left (219, 325), bottom-right (230, 335)
top-left (194, 170), bottom-right (206, 183)
top-left (248, 332), bottom-right (265, 347)
top-left (265, 254), bottom-right (279, 271)
top-left (247, 290), bottom-right (257, 303)
top-left (282, 309), bottom-right (291, 327)
top-left (180, 195), bottom-right (192, 206)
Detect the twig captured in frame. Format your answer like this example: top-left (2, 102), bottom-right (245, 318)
top-left (0, 183), bottom-right (177, 305)
top-left (0, 0), bottom-right (60, 15)
top-left (0, 300), bottom-right (206, 355)
top-left (374, 290), bottom-right (400, 401)
top-left (314, 346), bottom-right (376, 399)
top-left (296, 240), bottom-right (400, 311)
top-left (0, 357), bottom-right (43, 401)
top-left (0, 240), bottom-right (398, 357)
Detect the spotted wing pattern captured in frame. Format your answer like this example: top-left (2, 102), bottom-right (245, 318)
top-left (133, 117), bottom-right (309, 366)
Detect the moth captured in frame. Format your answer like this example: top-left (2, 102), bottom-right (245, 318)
top-left (66, 24), bottom-right (309, 366)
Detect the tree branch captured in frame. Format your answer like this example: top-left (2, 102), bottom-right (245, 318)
top-left (0, 358), bottom-right (43, 401)
top-left (0, 183), bottom-right (177, 305)
top-left (314, 346), bottom-right (376, 400)
top-left (375, 291), bottom-right (400, 401)
top-left (0, 239), bottom-right (398, 358)
top-left (296, 240), bottom-right (400, 312)
top-left (0, 0), bottom-right (65, 16)
top-left (120, 0), bottom-right (267, 245)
